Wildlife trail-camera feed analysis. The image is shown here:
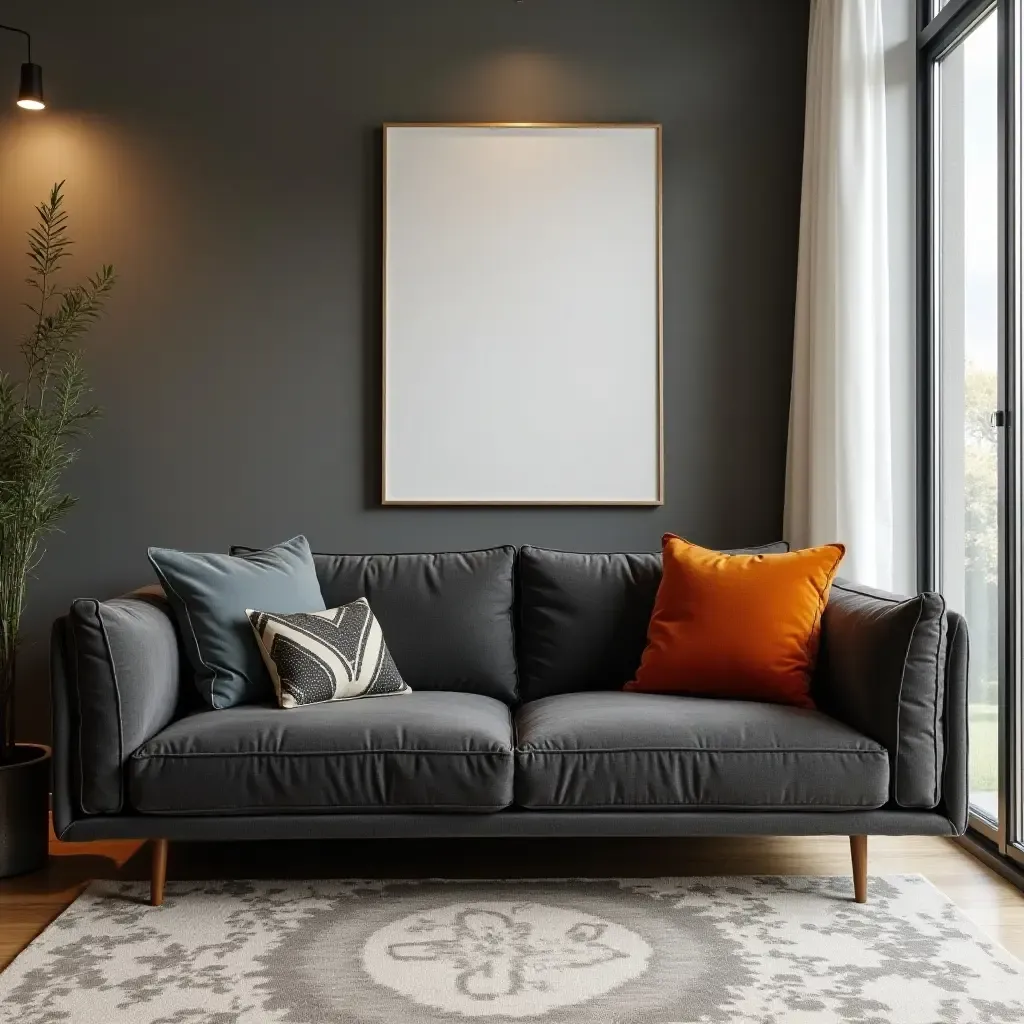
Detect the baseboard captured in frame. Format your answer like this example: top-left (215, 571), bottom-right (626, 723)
top-left (955, 831), bottom-right (1024, 892)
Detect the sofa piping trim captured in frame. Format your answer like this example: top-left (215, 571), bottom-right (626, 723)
top-left (132, 748), bottom-right (514, 760)
top-left (73, 600), bottom-right (126, 815)
top-left (515, 746), bottom-right (887, 756)
top-left (69, 612), bottom-right (88, 815)
top-left (943, 613), bottom-right (970, 833)
top-left (930, 594), bottom-right (947, 808)
top-left (130, 801), bottom-right (515, 815)
top-left (514, 799), bottom-right (890, 811)
top-left (95, 602), bottom-right (126, 814)
top-left (149, 561), bottom-right (226, 710)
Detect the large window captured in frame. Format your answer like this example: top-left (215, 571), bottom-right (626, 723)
top-left (922, 0), bottom-right (1024, 865)
top-left (935, 8), bottom-right (1000, 823)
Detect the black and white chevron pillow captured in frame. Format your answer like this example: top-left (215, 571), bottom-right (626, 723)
top-left (247, 598), bottom-right (411, 708)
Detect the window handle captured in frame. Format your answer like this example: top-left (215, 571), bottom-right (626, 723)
top-left (991, 410), bottom-right (1007, 428)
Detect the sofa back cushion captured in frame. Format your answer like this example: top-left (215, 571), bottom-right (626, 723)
top-left (233, 545), bottom-right (518, 703)
top-left (517, 543), bottom-right (790, 702)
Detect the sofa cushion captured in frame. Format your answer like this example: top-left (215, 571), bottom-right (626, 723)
top-left (247, 599), bottom-right (411, 708)
top-left (517, 543), bottom-right (789, 701)
top-left (816, 579), bottom-right (948, 809)
top-left (625, 537), bottom-right (844, 708)
top-left (150, 536), bottom-right (326, 709)
top-left (129, 691), bottom-right (513, 814)
top-left (233, 546), bottom-right (518, 704)
top-left (514, 692), bottom-right (889, 810)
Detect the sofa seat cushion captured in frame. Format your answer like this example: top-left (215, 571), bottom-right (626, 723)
top-left (514, 692), bottom-right (889, 810)
top-left (128, 692), bottom-right (513, 814)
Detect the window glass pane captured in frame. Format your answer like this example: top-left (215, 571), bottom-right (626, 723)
top-left (936, 9), bottom-right (999, 823)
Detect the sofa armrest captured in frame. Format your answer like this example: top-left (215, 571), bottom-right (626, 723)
top-left (941, 609), bottom-right (969, 832)
top-left (816, 579), bottom-right (961, 815)
top-left (53, 589), bottom-right (184, 821)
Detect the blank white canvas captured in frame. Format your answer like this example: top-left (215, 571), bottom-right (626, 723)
top-left (383, 125), bottom-right (661, 504)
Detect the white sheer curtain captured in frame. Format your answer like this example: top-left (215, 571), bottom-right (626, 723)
top-left (784, 0), bottom-right (893, 589)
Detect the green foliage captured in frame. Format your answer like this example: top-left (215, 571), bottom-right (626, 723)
top-left (0, 182), bottom-right (115, 756)
top-left (963, 366), bottom-right (999, 585)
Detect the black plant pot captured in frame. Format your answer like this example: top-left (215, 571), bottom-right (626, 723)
top-left (0, 743), bottom-right (50, 878)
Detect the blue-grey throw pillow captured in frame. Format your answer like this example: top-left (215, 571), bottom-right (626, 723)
top-left (149, 535), bottom-right (326, 708)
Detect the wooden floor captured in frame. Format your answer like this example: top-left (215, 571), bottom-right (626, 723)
top-left (2, 831), bottom-right (1024, 972)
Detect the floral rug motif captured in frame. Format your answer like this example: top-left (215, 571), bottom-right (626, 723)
top-left (1, 875), bottom-right (1023, 1023)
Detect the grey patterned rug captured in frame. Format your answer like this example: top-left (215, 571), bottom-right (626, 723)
top-left (2, 876), bottom-right (1023, 1023)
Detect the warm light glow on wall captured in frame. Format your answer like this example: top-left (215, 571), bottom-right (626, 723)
top-left (435, 52), bottom-right (593, 117)
top-left (0, 114), bottom-right (182, 305)
top-left (0, 116), bottom-right (128, 225)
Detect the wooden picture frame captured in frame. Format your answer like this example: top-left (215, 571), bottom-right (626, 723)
top-left (382, 123), bottom-right (663, 506)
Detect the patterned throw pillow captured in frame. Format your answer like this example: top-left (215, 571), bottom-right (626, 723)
top-left (247, 598), bottom-right (411, 708)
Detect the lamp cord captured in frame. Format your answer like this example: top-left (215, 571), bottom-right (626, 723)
top-left (0, 24), bottom-right (31, 63)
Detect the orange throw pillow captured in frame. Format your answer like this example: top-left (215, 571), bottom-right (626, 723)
top-left (624, 535), bottom-right (845, 708)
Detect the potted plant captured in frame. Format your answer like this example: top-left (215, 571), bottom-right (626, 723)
top-left (0, 182), bottom-right (114, 877)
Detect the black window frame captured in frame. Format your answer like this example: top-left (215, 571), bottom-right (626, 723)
top-left (918, 0), bottom-right (1024, 873)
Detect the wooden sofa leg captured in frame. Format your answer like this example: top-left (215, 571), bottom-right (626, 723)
top-left (151, 839), bottom-right (168, 907)
top-left (850, 835), bottom-right (868, 904)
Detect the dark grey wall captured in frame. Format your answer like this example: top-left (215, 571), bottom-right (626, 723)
top-left (0, 0), bottom-right (809, 742)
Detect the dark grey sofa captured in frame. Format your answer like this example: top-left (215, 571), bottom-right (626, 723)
top-left (50, 544), bottom-right (968, 906)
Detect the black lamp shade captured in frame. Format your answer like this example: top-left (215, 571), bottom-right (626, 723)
top-left (17, 62), bottom-right (43, 109)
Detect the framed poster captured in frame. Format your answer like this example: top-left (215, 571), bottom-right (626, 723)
top-left (383, 123), bottom-right (662, 505)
